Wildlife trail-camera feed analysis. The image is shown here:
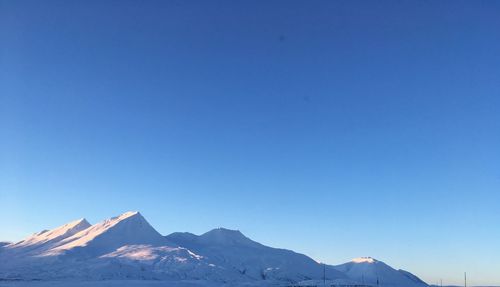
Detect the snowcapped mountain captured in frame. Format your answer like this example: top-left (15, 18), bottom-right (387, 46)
top-left (43, 211), bottom-right (168, 257)
top-left (166, 228), bottom-right (347, 282)
top-left (332, 257), bottom-right (428, 287)
top-left (0, 212), bottom-right (208, 281)
top-left (0, 212), bottom-right (429, 287)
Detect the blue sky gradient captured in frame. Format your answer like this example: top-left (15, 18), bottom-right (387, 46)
top-left (1, 1), bottom-right (500, 285)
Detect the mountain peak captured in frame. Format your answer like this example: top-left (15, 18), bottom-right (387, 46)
top-left (351, 257), bottom-right (378, 264)
top-left (200, 228), bottom-right (258, 247)
top-left (72, 218), bottom-right (90, 227)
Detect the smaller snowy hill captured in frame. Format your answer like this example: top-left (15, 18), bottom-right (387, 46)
top-left (332, 257), bottom-right (427, 287)
top-left (166, 228), bottom-right (347, 282)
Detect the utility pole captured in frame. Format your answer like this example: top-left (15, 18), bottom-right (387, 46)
top-left (464, 272), bottom-right (467, 287)
top-left (323, 263), bottom-right (326, 286)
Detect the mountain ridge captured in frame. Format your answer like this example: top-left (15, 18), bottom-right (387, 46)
top-left (0, 211), bottom-right (429, 286)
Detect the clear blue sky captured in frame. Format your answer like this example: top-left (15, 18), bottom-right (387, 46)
top-left (1, 0), bottom-right (499, 285)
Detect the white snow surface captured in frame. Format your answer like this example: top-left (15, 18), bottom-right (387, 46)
top-left (0, 211), bottom-right (429, 287)
top-left (0, 280), bottom-right (278, 287)
top-left (351, 257), bottom-right (376, 264)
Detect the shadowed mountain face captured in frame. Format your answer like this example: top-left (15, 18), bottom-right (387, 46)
top-left (166, 228), bottom-right (263, 250)
top-left (166, 228), bottom-right (347, 282)
top-left (0, 212), bottom-right (428, 286)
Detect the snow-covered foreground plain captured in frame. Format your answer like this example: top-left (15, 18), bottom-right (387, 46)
top-left (0, 280), bottom-right (276, 287)
top-left (0, 211), bottom-right (428, 287)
